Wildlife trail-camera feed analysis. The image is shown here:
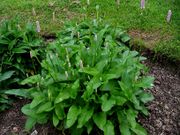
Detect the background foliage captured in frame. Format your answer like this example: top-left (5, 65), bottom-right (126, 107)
top-left (0, 19), bottom-right (44, 111)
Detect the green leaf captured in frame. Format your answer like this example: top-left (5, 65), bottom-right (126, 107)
top-left (21, 104), bottom-right (35, 116)
top-left (119, 81), bottom-right (132, 99)
top-left (117, 111), bottom-right (131, 135)
top-left (112, 95), bottom-right (127, 106)
top-left (55, 104), bottom-right (65, 120)
top-left (137, 76), bottom-right (154, 89)
top-left (70, 79), bottom-right (80, 99)
top-left (21, 74), bottom-right (41, 85)
top-left (82, 77), bottom-right (102, 100)
top-left (0, 71), bottom-right (15, 82)
top-left (121, 34), bottom-right (131, 43)
top-left (101, 95), bottom-right (116, 112)
top-left (12, 47), bottom-right (27, 53)
top-left (53, 113), bottom-right (59, 127)
top-left (104, 120), bottom-right (115, 135)
top-left (55, 90), bottom-right (70, 104)
top-left (79, 67), bottom-right (99, 76)
top-left (131, 123), bottom-right (147, 135)
top-left (77, 106), bottom-right (94, 128)
top-left (139, 93), bottom-right (154, 103)
top-left (126, 108), bottom-right (137, 128)
top-left (25, 117), bottom-right (36, 131)
top-left (30, 95), bottom-right (45, 109)
top-left (37, 102), bottom-right (52, 113)
top-left (85, 122), bottom-right (93, 134)
top-left (93, 112), bottom-right (106, 130)
top-left (4, 89), bottom-right (30, 98)
top-left (66, 105), bottom-right (81, 128)
top-left (8, 39), bottom-right (17, 50)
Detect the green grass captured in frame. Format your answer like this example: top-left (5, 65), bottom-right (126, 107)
top-left (0, 0), bottom-right (179, 60)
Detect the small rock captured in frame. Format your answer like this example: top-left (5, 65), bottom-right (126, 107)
top-left (12, 127), bottom-right (19, 133)
top-left (156, 119), bottom-right (163, 128)
top-left (31, 130), bottom-right (38, 135)
top-left (164, 104), bottom-right (169, 110)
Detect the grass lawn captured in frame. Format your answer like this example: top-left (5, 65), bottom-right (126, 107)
top-left (0, 0), bottom-right (179, 60)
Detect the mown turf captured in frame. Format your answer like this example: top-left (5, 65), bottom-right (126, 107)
top-left (0, 0), bottom-right (179, 60)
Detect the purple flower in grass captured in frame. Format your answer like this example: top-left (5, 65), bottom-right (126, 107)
top-left (166, 10), bottom-right (172, 23)
top-left (141, 0), bottom-right (145, 9)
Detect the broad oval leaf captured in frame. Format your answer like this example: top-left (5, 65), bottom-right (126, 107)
top-left (0, 71), bottom-right (15, 82)
top-left (101, 96), bottom-right (116, 112)
top-left (104, 120), bottom-right (115, 135)
top-left (25, 117), bottom-right (36, 131)
top-left (21, 74), bottom-right (41, 85)
top-left (37, 102), bottom-right (52, 113)
top-left (53, 113), bottom-right (59, 127)
top-left (77, 106), bottom-right (94, 128)
top-left (66, 105), bottom-right (81, 128)
top-left (93, 112), bottom-right (106, 130)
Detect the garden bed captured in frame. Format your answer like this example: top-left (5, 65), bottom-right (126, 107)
top-left (0, 56), bottom-right (179, 135)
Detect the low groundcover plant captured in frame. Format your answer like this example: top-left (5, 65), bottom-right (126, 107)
top-left (21, 20), bottom-right (154, 135)
top-left (0, 19), bottom-right (44, 111)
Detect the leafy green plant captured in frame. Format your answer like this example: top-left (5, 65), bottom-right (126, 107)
top-left (21, 20), bottom-right (154, 135)
top-left (0, 71), bottom-right (30, 111)
top-left (0, 18), bottom-right (44, 111)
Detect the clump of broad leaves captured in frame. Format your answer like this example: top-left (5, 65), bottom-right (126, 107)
top-left (0, 19), bottom-right (44, 111)
top-left (21, 20), bottom-right (154, 135)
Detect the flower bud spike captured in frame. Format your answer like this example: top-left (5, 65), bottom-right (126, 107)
top-left (80, 60), bottom-right (84, 69)
top-left (68, 61), bottom-right (71, 68)
top-left (30, 51), bottom-right (33, 58)
top-left (141, 0), bottom-right (145, 9)
top-left (166, 10), bottom-right (172, 23)
top-left (17, 24), bottom-right (21, 30)
top-left (65, 71), bottom-right (68, 79)
top-left (87, 0), bottom-right (90, 5)
top-left (77, 32), bottom-right (80, 39)
top-left (32, 8), bottom-right (36, 16)
top-left (53, 12), bottom-right (55, 21)
top-left (36, 21), bottom-right (41, 33)
top-left (116, 0), bottom-right (120, 6)
top-left (94, 34), bottom-right (98, 41)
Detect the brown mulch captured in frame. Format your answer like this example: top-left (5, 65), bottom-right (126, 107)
top-left (0, 59), bottom-right (180, 135)
top-left (139, 60), bottom-right (180, 135)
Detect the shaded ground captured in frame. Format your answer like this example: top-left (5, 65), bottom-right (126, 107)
top-left (0, 59), bottom-right (180, 135)
top-left (0, 99), bottom-right (60, 135)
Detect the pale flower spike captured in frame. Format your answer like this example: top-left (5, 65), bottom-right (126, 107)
top-left (116, 0), bottom-right (120, 6)
top-left (17, 24), bottom-right (21, 30)
top-left (53, 12), bottom-right (55, 21)
top-left (80, 60), bottom-right (84, 69)
top-left (166, 10), bottom-right (172, 23)
top-left (30, 51), bottom-right (33, 58)
top-left (87, 0), bottom-right (90, 5)
top-left (94, 34), bottom-right (98, 41)
top-left (65, 71), bottom-right (68, 79)
top-left (32, 8), bottom-right (36, 16)
top-left (36, 21), bottom-right (41, 33)
top-left (141, 0), bottom-right (145, 9)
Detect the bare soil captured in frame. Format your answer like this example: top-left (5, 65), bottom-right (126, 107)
top-left (0, 59), bottom-right (179, 135)
top-left (128, 29), bottom-right (172, 49)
